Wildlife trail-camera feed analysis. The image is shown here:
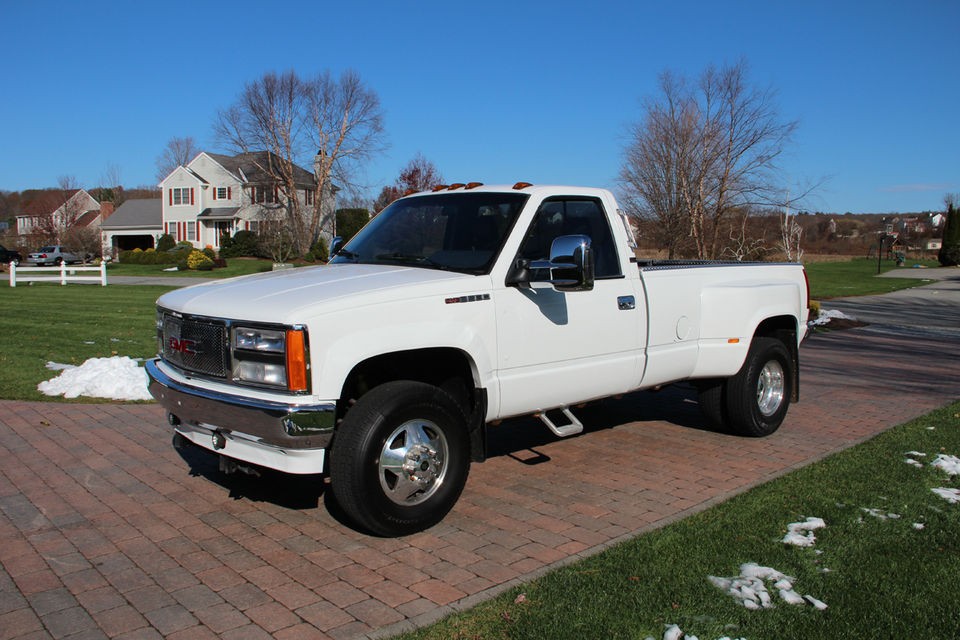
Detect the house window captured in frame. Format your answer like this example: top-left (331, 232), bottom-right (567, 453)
top-left (305, 189), bottom-right (315, 206)
top-left (187, 222), bottom-right (196, 241)
top-left (215, 187), bottom-right (230, 201)
top-left (253, 186), bottom-right (276, 204)
top-left (171, 187), bottom-right (193, 206)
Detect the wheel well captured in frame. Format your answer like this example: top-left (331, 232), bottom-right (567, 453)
top-left (339, 348), bottom-right (487, 461)
top-left (754, 315), bottom-right (800, 402)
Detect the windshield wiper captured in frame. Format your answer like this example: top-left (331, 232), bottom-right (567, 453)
top-left (375, 253), bottom-right (448, 270)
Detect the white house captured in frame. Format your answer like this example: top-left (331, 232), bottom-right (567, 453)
top-left (159, 151), bottom-right (331, 250)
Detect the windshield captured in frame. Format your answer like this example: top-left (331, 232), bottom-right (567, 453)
top-left (331, 191), bottom-right (528, 273)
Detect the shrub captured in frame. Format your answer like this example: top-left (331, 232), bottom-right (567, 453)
top-left (309, 237), bottom-right (329, 263)
top-left (202, 247), bottom-right (216, 261)
top-left (156, 234), bottom-right (175, 252)
top-left (186, 250), bottom-right (214, 271)
top-left (336, 208), bottom-right (370, 243)
top-left (220, 230), bottom-right (260, 258)
top-left (939, 202), bottom-right (960, 267)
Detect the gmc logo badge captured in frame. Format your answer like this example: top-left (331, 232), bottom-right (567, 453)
top-left (168, 337), bottom-right (200, 355)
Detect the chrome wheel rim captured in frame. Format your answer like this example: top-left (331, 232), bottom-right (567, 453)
top-left (378, 419), bottom-right (448, 506)
top-left (756, 360), bottom-right (785, 417)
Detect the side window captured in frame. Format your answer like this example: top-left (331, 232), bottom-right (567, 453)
top-left (516, 198), bottom-right (621, 278)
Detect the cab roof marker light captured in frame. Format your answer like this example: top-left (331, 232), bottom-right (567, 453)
top-left (512, 181), bottom-right (533, 190)
top-left (431, 184), bottom-right (449, 192)
top-left (465, 182), bottom-right (484, 189)
top-left (447, 183), bottom-right (465, 190)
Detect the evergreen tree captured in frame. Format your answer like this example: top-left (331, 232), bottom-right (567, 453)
top-left (939, 202), bottom-right (960, 266)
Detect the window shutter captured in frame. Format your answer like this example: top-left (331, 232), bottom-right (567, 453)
top-left (212, 188), bottom-right (217, 201)
top-left (228, 187), bottom-right (232, 200)
top-left (195, 221), bottom-right (200, 241)
top-left (190, 188), bottom-right (195, 205)
top-left (168, 189), bottom-right (172, 205)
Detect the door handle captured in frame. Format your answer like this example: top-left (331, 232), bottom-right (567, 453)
top-left (617, 296), bottom-right (636, 310)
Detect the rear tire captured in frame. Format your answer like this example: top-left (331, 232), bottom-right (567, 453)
top-left (725, 337), bottom-right (792, 437)
top-left (330, 380), bottom-right (470, 536)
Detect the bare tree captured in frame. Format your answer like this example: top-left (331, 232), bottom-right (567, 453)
top-left (777, 198), bottom-right (804, 262)
top-left (155, 136), bottom-right (198, 183)
top-left (215, 69), bottom-right (386, 254)
top-left (33, 176), bottom-right (88, 245)
top-left (722, 206), bottom-right (768, 262)
top-left (373, 153), bottom-right (445, 213)
top-left (99, 164), bottom-right (125, 207)
top-left (621, 61), bottom-right (805, 259)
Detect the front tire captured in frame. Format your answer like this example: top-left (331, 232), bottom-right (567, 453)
top-left (330, 380), bottom-right (470, 536)
top-left (724, 337), bottom-right (793, 437)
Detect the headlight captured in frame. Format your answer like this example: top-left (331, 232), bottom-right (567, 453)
top-left (231, 325), bottom-right (309, 392)
top-left (236, 361), bottom-right (287, 386)
top-left (234, 328), bottom-right (285, 352)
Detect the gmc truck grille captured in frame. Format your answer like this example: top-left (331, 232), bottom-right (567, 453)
top-left (161, 314), bottom-right (229, 378)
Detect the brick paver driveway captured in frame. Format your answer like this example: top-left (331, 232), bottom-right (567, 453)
top-left (2, 294), bottom-right (959, 638)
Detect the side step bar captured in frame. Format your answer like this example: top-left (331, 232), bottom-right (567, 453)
top-left (536, 407), bottom-right (584, 437)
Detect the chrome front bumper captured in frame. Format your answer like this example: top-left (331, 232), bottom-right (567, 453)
top-left (146, 359), bottom-right (335, 474)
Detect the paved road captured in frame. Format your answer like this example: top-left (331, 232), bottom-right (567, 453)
top-left (824, 266), bottom-right (960, 339)
top-left (1, 271), bottom-right (959, 639)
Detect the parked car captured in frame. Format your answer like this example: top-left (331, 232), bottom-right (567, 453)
top-left (27, 245), bottom-right (80, 266)
top-left (0, 244), bottom-right (21, 265)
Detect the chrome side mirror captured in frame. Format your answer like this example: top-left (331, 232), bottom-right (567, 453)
top-left (529, 234), bottom-right (595, 292)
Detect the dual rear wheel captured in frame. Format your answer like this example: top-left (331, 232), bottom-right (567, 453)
top-left (698, 337), bottom-right (793, 437)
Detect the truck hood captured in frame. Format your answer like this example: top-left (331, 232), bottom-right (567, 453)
top-left (156, 263), bottom-right (486, 324)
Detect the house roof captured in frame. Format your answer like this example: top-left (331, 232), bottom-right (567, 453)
top-left (206, 151), bottom-right (316, 186)
top-left (197, 207), bottom-right (240, 219)
top-left (101, 198), bottom-right (162, 229)
top-left (75, 210), bottom-right (102, 228)
top-left (22, 189), bottom-right (85, 216)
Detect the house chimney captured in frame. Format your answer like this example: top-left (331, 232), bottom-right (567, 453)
top-left (100, 202), bottom-right (115, 220)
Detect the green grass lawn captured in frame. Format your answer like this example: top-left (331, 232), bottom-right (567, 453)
top-left (105, 256), bottom-right (279, 278)
top-left (804, 257), bottom-right (941, 299)
top-left (0, 284), bottom-right (172, 401)
top-left (395, 401), bottom-right (960, 639)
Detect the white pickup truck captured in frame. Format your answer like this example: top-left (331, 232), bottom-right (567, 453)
top-left (147, 183), bottom-right (809, 536)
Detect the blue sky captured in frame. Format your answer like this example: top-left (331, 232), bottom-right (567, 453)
top-left (1, 0), bottom-right (957, 213)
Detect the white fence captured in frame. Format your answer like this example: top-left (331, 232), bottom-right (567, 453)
top-left (9, 262), bottom-right (108, 287)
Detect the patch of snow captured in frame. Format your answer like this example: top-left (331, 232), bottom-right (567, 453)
top-left (932, 487), bottom-right (960, 504)
top-left (45, 361), bottom-right (73, 371)
top-left (913, 523), bottom-right (925, 530)
top-left (163, 266), bottom-right (179, 272)
top-left (38, 356), bottom-right (152, 401)
top-left (809, 309), bottom-right (857, 326)
top-left (804, 595), bottom-right (828, 610)
top-left (782, 516), bottom-right (826, 547)
top-left (709, 563), bottom-right (824, 610)
top-left (861, 507), bottom-right (900, 520)
top-left (931, 454), bottom-right (960, 476)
